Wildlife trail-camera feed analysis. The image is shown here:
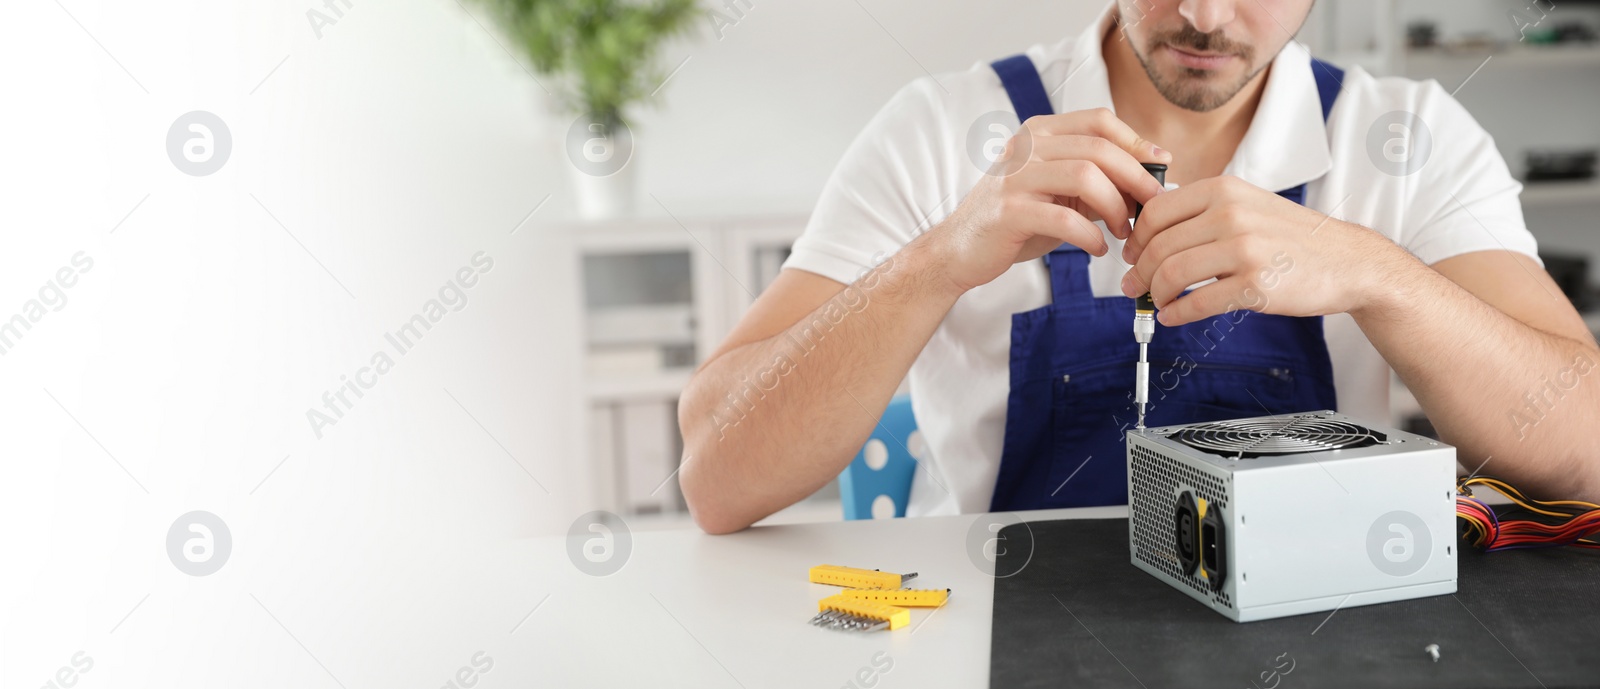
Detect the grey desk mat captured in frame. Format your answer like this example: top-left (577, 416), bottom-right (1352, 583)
top-left (990, 518), bottom-right (1599, 688)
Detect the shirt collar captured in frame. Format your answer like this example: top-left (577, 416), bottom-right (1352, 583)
top-left (1056, 4), bottom-right (1332, 194)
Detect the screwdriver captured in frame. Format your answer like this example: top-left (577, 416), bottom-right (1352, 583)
top-left (1133, 162), bottom-right (1167, 431)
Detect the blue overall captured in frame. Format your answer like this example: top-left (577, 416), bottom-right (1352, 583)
top-left (989, 55), bottom-right (1345, 511)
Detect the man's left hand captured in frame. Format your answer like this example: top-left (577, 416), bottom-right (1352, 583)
top-left (1119, 176), bottom-right (1411, 326)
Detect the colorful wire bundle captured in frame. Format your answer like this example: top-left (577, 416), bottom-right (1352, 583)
top-left (1456, 476), bottom-right (1600, 552)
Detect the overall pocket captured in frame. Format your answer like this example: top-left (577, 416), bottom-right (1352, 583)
top-left (1042, 361), bottom-right (1300, 506)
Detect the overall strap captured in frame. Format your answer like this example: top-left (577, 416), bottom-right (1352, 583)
top-left (1311, 58), bottom-right (1345, 118)
top-left (991, 54), bottom-right (1055, 121)
top-left (992, 54), bottom-right (1085, 288)
top-left (1277, 58), bottom-right (1345, 206)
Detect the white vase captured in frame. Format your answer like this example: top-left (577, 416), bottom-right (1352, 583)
top-left (564, 114), bottom-right (637, 220)
top-left (571, 162), bottom-right (637, 220)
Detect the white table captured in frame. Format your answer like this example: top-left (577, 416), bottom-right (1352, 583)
top-left (508, 506), bottom-right (1127, 688)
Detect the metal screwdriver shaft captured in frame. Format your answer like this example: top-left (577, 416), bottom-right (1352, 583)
top-left (1134, 299), bottom-right (1153, 430)
top-left (1133, 163), bottom-right (1167, 430)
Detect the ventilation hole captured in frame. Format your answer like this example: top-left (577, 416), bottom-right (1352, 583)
top-left (1130, 443), bottom-right (1232, 607)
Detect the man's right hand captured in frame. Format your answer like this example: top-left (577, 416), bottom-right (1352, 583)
top-left (929, 107), bottom-right (1172, 293)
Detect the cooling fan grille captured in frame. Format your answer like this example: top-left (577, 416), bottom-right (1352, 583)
top-left (1168, 414), bottom-right (1386, 459)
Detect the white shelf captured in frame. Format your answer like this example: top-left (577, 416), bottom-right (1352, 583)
top-left (1521, 179), bottom-right (1600, 206)
top-left (575, 213), bottom-right (811, 520)
top-left (1405, 44), bottom-right (1600, 69)
top-left (566, 213), bottom-right (810, 251)
top-left (585, 368), bottom-right (694, 401)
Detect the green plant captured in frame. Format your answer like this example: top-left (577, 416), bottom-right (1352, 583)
top-left (475, 0), bottom-right (700, 128)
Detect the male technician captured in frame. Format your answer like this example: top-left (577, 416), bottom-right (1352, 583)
top-left (678, 0), bottom-right (1600, 533)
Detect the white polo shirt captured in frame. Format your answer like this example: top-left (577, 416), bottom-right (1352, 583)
top-left (782, 5), bottom-right (1540, 517)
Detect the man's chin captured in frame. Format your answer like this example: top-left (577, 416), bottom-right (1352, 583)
top-left (1129, 40), bottom-right (1259, 112)
top-left (1149, 65), bottom-right (1252, 111)
top-left (1157, 83), bottom-right (1240, 112)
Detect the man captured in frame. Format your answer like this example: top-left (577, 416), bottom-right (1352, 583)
top-left (677, 0), bottom-right (1600, 533)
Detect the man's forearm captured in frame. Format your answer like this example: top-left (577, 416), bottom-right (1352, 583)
top-left (1352, 254), bottom-right (1600, 501)
top-left (678, 233), bottom-right (965, 533)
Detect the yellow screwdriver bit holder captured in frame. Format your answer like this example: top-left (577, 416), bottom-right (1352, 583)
top-left (841, 588), bottom-right (950, 608)
top-left (808, 564), bottom-right (914, 589)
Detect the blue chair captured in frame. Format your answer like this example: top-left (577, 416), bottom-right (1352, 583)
top-left (839, 394), bottom-right (921, 520)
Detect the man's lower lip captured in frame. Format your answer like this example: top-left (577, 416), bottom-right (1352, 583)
top-left (1166, 46), bottom-right (1237, 70)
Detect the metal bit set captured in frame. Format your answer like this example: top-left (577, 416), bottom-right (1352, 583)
top-left (806, 565), bottom-right (949, 632)
top-left (810, 611), bottom-right (886, 632)
top-left (810, 595), bottom-right (909, 631)
top-left (811, 613), bottom-right (879, 631)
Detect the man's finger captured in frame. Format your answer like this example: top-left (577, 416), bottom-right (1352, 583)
top-left (1156, 275), bottom-right (1256, 327)
top-left (1143, 241), bottom-right (1238, 308)
top-left (1019, 157), bottom-right (1133, 237)
top-left (1125, 182), bottom-right (1220, 262)
top-left (1013, 200), bottom-right (1109, 257)
top-left (1123, 218), bottom-right (1218, 300)
top-left (1025, 134), bottom-right (1167, 208)
top-left (1022, 107), bottom-right (1170, 166)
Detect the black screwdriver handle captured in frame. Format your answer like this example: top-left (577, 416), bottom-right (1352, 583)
top-left (1133, 162), bottom-right (1167, 312)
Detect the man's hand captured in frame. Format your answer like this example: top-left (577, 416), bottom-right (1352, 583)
top-left (932, 108), bottom-right (1171, 293)
top-left (1118, 176), bottom-right (1413, 326)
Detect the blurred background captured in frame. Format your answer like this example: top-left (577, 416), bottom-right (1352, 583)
top-left (2, 0), bottom-right (1599, 684)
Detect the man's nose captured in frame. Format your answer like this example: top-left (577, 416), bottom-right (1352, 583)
top-left (1177, 0), bottom-right (1238, 35)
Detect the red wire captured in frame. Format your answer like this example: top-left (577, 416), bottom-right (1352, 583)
top-left (1456, 496), bottom-right (1600, 551)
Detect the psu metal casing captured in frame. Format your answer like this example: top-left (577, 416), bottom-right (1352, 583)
top-left (1126, 411), bottom-right (1458, 622)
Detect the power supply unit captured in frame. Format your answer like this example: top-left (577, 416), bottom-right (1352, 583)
top-left (1125, 410), bottom-right (1458, 622)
